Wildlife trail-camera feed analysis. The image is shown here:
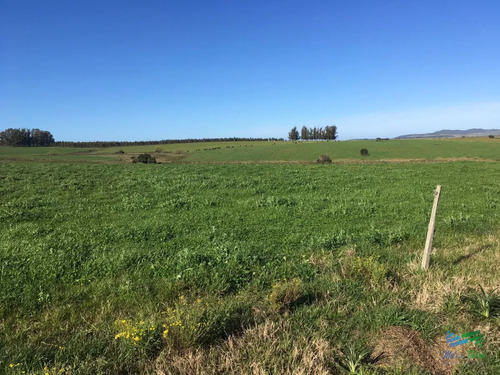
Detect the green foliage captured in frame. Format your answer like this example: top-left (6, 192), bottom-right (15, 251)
top-left (288, 126), bottom-right (299, 141)
top-left (132, 153), bottom-right (157, 163)
top-left (462, 285), bottom-right (500, 318)
top-left (360, 148), bottom-right (369, 156)
top-left (340, 254), bottom-right (389, 286)
top-left (0, 127), bottom-right (54, 146)
top-left (335, 345), bottom-right (372, 374)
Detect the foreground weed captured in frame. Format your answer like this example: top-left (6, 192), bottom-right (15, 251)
top-left (462, 285), bottom-right (500, 318)
top-left (161, 297), bottom-right (211, 347)
top-left (5, 364), bottom-right (66, 375)
top-left (335, 345), bottom-right (373, 374)
top-left (114, 319), bottom-right (157, 346)
top-left (340, 254), bottom-right (389, 287)
top-left (161, 295), bottom-right (254, 348)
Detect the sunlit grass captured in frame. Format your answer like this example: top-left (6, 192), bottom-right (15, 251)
top-left (0, 161), bottom-right (498, 373)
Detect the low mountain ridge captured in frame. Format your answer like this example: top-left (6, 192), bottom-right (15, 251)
top-left (395, 128), bottom-right (500, 139)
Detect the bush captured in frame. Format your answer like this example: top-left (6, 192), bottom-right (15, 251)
top-left (115, 150), bottom-right (125, 154)
top-left (317, 154), bottom-right (332, 163)
top-left (488, 135), bottom-right (495, 139)
top-left (132, 153), bottom-right (157, 164)
top-left (360, 148), bottom-right (369, 156)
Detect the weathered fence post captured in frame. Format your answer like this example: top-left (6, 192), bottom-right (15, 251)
top-left (421, 185), bottom-right (442, 270)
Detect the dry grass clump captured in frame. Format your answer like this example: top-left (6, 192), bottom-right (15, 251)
top-left (317, 154), bottom-right (332, 163)
top-left (371, 326), bottom-right (464, 375)
top-left (152, 319), bottom-right (333, 375)
top-left (405, 233), bottom-right (500, 313)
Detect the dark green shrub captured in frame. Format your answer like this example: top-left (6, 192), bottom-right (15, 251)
top-left (133, 153), bottom-right (157, 164)
top-left (360, 148), bottom-right (369, 156)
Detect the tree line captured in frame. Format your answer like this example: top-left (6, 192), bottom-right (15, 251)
top-left (54, 137), bottom-right (284, 148)
top-left (288, 125), bottom-right (337, 141)
top-left (0, 128), bottom-right (284, 147)
top-left (0, 128), bottom-right (55, 146)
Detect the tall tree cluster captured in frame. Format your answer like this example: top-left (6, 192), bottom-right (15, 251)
top-left (0, 128), bottom-right (55, 146)
top-left (289, 125), bottom-right (338, 140)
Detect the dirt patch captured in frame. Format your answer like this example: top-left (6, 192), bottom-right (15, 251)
top-left (372, 326), bottom-right (465, 375)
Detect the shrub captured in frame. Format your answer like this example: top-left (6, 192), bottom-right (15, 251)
top-left (360, 148), bottom-right (369, 156)
top-left (488, 135), bottom-right (495, 139)
top-left (132, 153), bottom-right (157, 164)
top-left (115, 150), bottom-right (125, 154)
top-left (317, 154), bottom-right (332, 163)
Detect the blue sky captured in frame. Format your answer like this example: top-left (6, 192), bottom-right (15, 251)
top-left (1, 0), bottom-right (499, 141)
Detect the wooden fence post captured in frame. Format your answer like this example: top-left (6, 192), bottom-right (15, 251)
top-left (421, 185), bottom-right (442, 270)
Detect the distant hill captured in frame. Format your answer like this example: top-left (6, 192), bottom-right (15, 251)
top-left (395, 128), bottom-right (500, 139)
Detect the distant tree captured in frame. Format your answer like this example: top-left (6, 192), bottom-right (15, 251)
top-left (0, 128), bottom-right (54, 146)
top-left (488, 135), bottom-right (495, 139)
top-left (301, 126), bottom-right (309, 140)
top-left (324, 125), bottom-right (337, 140)
top-left (293, 125), bottom-right (338, 140)
top-left (288, 126), bottom-right (300, 141)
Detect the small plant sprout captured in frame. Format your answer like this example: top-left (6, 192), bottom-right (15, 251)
top-left (336, 345), bottom-right (373, 374)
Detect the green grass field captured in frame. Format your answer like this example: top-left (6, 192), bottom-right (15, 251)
top-left (1, 137), bottom-right (498, 164)
top-left (1, 140), bottom-right (499, 374)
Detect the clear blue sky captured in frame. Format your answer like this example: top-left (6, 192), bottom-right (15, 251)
top-left (1, 0), bottom-right (499, 141)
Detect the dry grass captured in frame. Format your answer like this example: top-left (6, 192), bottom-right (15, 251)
top-left (405, 232), bottom-right (500, 313)
top-left (152, 320), bottom-right (333, 375)
top-left (372, 326), bottom-right (464, 375)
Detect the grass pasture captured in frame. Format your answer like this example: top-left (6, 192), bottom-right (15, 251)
top-left (0, 139), bottom-right (499, 374)
top-left (0, 137), bottom-right (498, 164)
